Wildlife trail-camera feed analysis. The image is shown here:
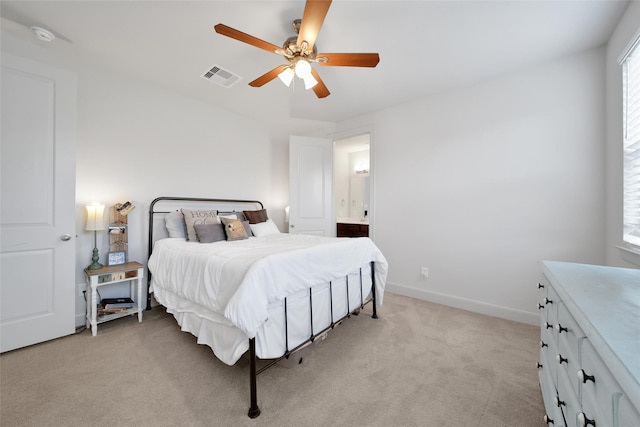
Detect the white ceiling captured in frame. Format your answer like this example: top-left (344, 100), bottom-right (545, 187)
top-left (0, 1), bottom-right (629, 125)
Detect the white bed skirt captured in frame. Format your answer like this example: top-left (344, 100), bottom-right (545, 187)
top-left (152, 263), bottom-right (375, 365)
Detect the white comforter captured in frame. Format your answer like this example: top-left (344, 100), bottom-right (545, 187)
top-left (148, 233), bottom-right (388, 339)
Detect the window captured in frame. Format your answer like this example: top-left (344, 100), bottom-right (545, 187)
top-left (622, 36), bottom-right (640, 249)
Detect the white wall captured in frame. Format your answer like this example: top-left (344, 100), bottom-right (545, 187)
top-left (605, 1), bottom-right (640, 269)
top-left (337, 48), bottom-right (608, 324)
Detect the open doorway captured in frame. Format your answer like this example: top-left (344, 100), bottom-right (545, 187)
top-left (334, 133), bottom-right (371, 238)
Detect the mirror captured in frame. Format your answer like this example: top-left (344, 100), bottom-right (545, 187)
top-left (350, 176), bottom-right (370, 220)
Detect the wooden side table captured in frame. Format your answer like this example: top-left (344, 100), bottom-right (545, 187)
top-left (84, 261), bottom-right (144, 336)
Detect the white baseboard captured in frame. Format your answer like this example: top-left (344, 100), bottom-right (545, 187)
top-left (385, 281), bottom-right (540, 326)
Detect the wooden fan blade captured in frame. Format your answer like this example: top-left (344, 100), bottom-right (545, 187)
top-left (214, 23), bottom-right (281, 55)
top-left (310, 68), bottom-right (330, 98)
top-left (248, 65), bottom-right (290, 87)
top-left (297, 0), bottom-right (332, 51)
top-left (316, 53), bottom-right (380, 67)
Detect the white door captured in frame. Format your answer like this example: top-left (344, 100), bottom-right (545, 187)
top-left (289, 135), bottom-right (333, 236)
top-left (1, 53), bottom-right (77, 352)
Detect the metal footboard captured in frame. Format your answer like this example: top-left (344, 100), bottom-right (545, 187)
top-left (247, 260), bottom-right (379, 418)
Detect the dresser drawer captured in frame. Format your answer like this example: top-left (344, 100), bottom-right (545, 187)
top-left (558, 369), bottom-right (581, 427)
top-left (580, 339), bottom-right (618, 427)
top-left (616, 393), bottom-right (640, 427)
top-left (540, 348), bottom-right (563, 425)
top-left (539, 281), bottom-right (560, 346)
top-left (556, 302), bottom-right (585, 398)
top-left (581, 389), bottom-right (611, 427)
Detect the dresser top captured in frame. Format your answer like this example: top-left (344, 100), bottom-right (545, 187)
top-left (541, 260), bottom-right (640, 406)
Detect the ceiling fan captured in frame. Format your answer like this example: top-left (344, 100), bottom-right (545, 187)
top-left (214, 0), bottom-right (379, 98)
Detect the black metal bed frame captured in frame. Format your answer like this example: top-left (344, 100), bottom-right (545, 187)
top-left (147, 196), bottom-right (378, 418)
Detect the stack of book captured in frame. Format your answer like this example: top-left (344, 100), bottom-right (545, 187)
top-left (98, 297), bottom-right (134, 315)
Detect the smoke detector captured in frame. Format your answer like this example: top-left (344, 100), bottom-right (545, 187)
top-left (30, 26), bottom-right (55, 42)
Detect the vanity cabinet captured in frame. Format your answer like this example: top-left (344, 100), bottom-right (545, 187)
top-left (337, 222), bottom-right (369, 238)
top-left (538, 261), bottom-right (640, 427)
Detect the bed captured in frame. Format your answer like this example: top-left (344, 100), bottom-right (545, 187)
top-left (146, 197), bottom-right (388, 418)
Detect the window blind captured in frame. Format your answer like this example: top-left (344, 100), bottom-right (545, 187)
top-left (623, 37), bottom-right (640, 248)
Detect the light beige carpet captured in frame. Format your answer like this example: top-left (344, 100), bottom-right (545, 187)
top-left (0, 293), bottom-right (544, 426)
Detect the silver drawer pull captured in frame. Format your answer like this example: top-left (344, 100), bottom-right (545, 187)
top-left (556, 354), bottom-right (568, 365)
top-left (555, 323), bottom-right (568, 334)
top-left (543, 414), bottom-right (554, 425)
top-left (577, 369), bottom-right (595, 384)
top-left (578, 412), bottom-right (596, 426)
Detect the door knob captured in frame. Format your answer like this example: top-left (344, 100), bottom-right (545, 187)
top-left (60, 234), bottom-right (72, 241)
top-left (290, 224), bottom-right (295, 228)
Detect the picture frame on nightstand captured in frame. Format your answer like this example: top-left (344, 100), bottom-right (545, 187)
top-left (107, 250), bottom-right (127, 266)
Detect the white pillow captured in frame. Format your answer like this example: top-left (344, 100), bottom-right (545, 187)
top-left (165, 211), bottom-right (186, 238)
top-left (249, 219), bottom-right (281, 237)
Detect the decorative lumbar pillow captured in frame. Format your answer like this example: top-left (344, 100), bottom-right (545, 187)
top-left (243, 209), bottom-right (268, 224)
top-left (181, 209), bottom-right (219, 242)
top-left (220, 217), bottom-right (249, 241)
top-left (165, 210), bottom-right (186, 238)
top-left (194, 223), bottom-right (226, 243)
top-left (250, 219), bottom-right (281, 237)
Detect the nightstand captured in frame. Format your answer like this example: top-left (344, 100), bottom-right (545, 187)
top-left (84, 261), bottom-right (144, 336)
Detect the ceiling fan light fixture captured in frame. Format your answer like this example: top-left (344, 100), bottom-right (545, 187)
top-left (294, 59), bottom-right (312, 78)
top-left (303, 74), bottom-right (318, 90)
top-left (214, 1), bottom-right (378, 98)
top-left (278, 67), bottom-right (295, 87)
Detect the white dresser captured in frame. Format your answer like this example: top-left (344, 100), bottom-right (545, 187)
top-left (538, 261), bottom-right (640, 427)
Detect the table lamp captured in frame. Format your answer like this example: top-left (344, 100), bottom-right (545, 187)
top-left (86, 203), bottom-right (105, 270)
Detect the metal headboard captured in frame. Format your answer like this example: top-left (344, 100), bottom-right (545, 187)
top-left (146, 196), bottom-right (264, 309)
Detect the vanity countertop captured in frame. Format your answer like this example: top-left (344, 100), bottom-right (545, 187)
top-left (337, 217), bottom-right (369, 225)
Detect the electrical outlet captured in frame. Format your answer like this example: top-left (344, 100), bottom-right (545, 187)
top-left (78, 282), bottom-right (87, 296)
top-left (421, 267), bottom-right (429, 279)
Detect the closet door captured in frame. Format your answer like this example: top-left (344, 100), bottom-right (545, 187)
top-left (1, 53), bottom-right (77, 352)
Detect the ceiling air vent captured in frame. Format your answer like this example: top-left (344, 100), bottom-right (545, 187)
top-left (202, 65), bottom-right (241, 88)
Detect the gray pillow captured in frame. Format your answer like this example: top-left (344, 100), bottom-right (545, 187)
top-left (241, 220), bottom-right (253, 237)
top-left (194, 223), bottom-right (226, 243)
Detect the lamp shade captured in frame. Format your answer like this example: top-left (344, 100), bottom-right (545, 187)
top-left (278, 67), bottom-right (295, 87)
top-left (85, 204), bottom-right (105, 231)
top-left (303, 74), bottom-right (318, 90)
top-left (294, 60), bottom-right (312, 78)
